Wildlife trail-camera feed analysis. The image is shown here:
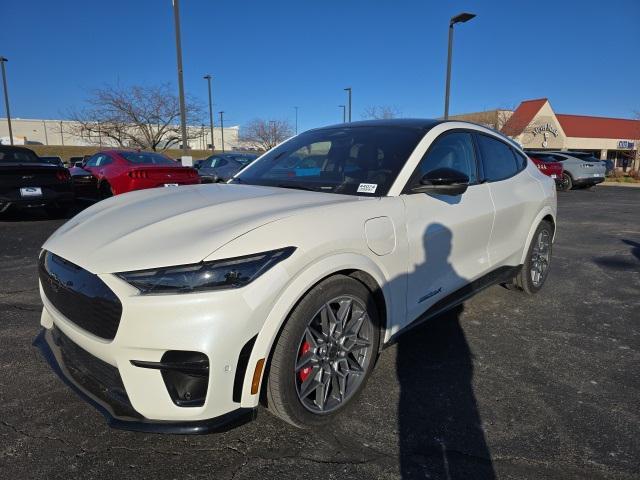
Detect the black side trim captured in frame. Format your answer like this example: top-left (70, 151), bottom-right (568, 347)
top-left (33, 329), bottom-right (256, 434)
top-left (232, 335), bottom-right (257, 403)
top-left (385, 265), bottom-right (521, 346)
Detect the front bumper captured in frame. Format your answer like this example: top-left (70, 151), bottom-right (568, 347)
top-left (34, 327), bottom-right (255, 434)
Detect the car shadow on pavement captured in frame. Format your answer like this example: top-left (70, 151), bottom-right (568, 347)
top-left (621, 239), bottom-right (640, 261)
top-left (396, 224), bottom-right (495, 479)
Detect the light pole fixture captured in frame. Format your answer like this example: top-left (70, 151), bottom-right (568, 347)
top-left (203, 74), bottom-right (215, 151)
top-left (294, 106), bottom-right (298, 135)
top-left (172, 0), bottom-right (189, 156)
top-left (344, 87), bottom-right (352, 122)
top-left (338, 105), bottom-right (346, 123)
top-left (444, 12), bottom-right (476, 120)
top-left (0, 57), bottom-right (13, 145)
top-left (219, 111), bottom-right (225, 152)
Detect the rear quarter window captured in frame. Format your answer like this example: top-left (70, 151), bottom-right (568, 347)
top-left (476, 134), bottom-right (520, 182)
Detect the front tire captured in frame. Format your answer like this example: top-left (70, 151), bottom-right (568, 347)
top-left (512, 220), bottom-right (553, 294)
top-left (266, 275), bottom-right (380, 428)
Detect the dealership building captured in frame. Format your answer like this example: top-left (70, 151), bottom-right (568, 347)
top-left (453, 98), bottom-right (640, 170)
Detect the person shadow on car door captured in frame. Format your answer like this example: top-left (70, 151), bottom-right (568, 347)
top-left (396, 223), bottom-right (495, 479)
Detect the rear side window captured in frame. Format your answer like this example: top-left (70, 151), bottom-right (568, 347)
top-left (476, 134), bottom-right (520, 182)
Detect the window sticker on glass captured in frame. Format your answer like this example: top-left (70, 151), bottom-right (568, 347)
top-left (357, 183), bottom-right (377, 193)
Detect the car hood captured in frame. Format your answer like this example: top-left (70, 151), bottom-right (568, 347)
top-left (43, 183), bottom-right (356, 273)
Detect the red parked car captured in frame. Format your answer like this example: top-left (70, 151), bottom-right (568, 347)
top-left (78, 150), bottom-right (200, 198)
top-left (528, 153), bottom-right (564, 189)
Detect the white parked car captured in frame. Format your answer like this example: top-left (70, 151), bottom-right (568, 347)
top-left (35, 119), bottom-right (557, 432)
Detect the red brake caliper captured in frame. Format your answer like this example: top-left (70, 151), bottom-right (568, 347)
top-left (298, 341), bottom-right (312, 382)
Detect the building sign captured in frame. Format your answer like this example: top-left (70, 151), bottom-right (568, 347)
top-left (617, 140), bottom-right (635, 149)
top-left (531, 122), bottom-right (559, 147)
top-left (532, 122), bottom-right (559, 137)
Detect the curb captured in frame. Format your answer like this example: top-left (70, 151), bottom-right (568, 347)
top-left (600, 182), bottom-right (640, 188)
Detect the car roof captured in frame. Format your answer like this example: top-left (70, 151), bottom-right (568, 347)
top-left (310, 118), bottom-right (443, 131)
top-left (0, 145), bottom-right (37, 154)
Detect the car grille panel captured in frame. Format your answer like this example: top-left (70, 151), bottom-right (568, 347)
top-left (51, 326), bottom-right (140, 419)
top-left (39, 251), bottom-right (122, 340)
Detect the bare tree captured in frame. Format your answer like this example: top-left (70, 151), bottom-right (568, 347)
top-left (361, 105), bottom-right (402, 120)
top-left (240, 119), bottom-right (294, 151)
top-left (68, 84), bottom-right (203, 151)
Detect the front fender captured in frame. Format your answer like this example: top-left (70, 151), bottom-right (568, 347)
top-left (239, 252), bottom-right (392, 408)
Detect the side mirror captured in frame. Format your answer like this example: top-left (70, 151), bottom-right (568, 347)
top-left (412, 168), bottom-right (469, 196)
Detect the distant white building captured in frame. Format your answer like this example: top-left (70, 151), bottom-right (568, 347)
top-left (0, 118), bottom-right (240, 151)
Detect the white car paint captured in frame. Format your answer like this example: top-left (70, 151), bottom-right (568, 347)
top-left (38, 121), bottom-right (556, 425)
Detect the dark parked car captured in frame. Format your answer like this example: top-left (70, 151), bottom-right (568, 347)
top-left (195, 153), bottom-right (258, 182)
top-left (69, 165), bottom-right (99, 201)
top-left (39, 156), bottom-right (65, 168)
top-left (69, 156), bottom-right (85, 168)
top-left (0, 146), bottom-right (74, 216)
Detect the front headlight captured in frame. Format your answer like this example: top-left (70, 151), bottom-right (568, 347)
top-left (116, 247), bottom-right (295, 295)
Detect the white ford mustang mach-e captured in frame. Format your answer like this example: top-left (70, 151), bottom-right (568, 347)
top-left (35, 119), bottom-right (556, 432)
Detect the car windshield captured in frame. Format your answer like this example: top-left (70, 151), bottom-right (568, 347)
top-left (0, 148), bottom-right (42, 163)
top-left (120, 151), bottom-right (176, 165)
top-left (232, 126), bottom-right (427, 196)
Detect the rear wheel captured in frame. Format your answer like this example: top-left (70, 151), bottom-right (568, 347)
top-left (266, 275), bottom-right (379, 428)
top-left (559, 172), bottom-right (572, 191)
top-left (511, 220), bottom-right (553, 295)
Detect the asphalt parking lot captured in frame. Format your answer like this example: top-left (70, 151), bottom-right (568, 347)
top-left (1, 186), bottom-right (638, 480)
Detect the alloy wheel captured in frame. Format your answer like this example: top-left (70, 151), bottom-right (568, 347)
top-left (295, 295), bottom-right (374, 414)
top-left (530, 229), bottom-right (551, 287)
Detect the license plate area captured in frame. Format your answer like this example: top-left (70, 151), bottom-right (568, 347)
top-left (20, 187), bottom-right (43, 197)
top-left (164, 183), bottom-right (179, 187)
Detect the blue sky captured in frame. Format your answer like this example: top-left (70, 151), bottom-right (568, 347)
top-left (1, 0), bottom-right (639, 132)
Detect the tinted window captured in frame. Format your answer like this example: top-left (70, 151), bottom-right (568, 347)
top-left (477, 134), bottom-right (519, 181)
top-left (416, 132), bottom-right (478, 184)
top-left (120, 151), bottom-right (175, 165)
top-left (84, 154), bottom-right (100, 167)
top-left (212, 158), bottom-right (228, 168)
top-left (0, 148), bottom-right (41, 163)
top-left (235, 126), bottom-right (427, 196)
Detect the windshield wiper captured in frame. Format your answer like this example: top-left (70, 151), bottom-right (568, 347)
top-left (276, 183), bottom-right (323, 192)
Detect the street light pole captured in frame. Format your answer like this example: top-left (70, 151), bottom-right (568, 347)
top-left (338, 105), bottom-right (346, 123)
top-left (294, 106), bottom-right (298, 135)
top-left (219, 111), bottom-right (225, 152)
top-left (42, 119), bottom-right (49, 145)
top-left (444, 12), bottom-right (476, 120)
top-left (0, 57), bottom-right (14, 145)
top-left (344, 87), bottom-right (352, 122)
top-left (172, 0), bottom-right (189, 157)
top-left (203, 74), bottom-right (215, 151)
